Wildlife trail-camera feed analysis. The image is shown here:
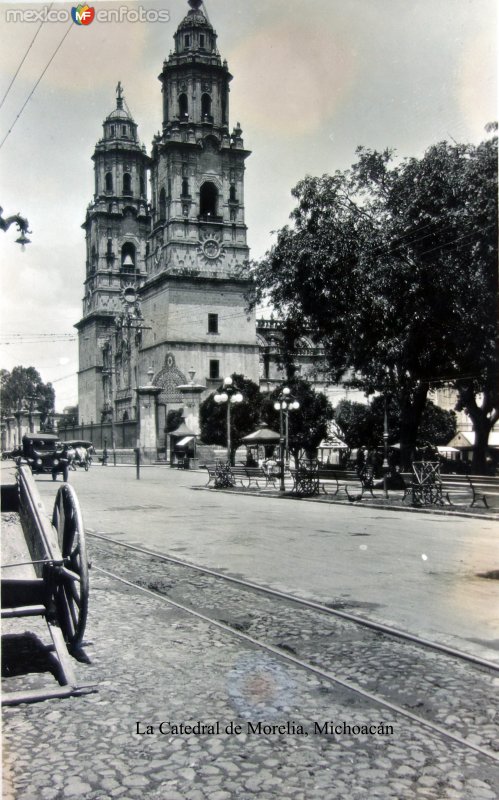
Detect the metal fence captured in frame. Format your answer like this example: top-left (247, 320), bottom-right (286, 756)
top-left (57, 420), bottom-right (138, 450)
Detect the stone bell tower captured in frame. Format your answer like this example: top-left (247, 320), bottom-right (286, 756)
top-left (140, 0), bottom-right (259, 393)
top-left (76, 84), bottom-right (151, 424)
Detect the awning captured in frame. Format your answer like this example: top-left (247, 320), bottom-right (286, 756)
top-left (242, 426), bottom-right (280, 444)
top-left (319, 438), bottom-right (348, 449)
top-left (176, 436), bottom-right (195, 447)
top-left (437, 446), bottom-right (459, 454)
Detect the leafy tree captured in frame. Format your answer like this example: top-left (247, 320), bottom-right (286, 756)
top-left (251, 131), bottom-right (497, 470)
top-left (1, 366), bottom-right (55, 426)
top-left (199, 374), bottom-right (262, 463)
top-left (334, 400), bottom-right (378, 449)
top-left (417, 400), bottom-right (457, 446)
top-left (335, 397), bottom-right (456, 452)
top-left (261, 378), bottom-right (333, 464)
top-left (166, 408), bottom-right (185, 433)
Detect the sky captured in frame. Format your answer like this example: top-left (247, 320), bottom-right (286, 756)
top-left (0, 0), bottom-right (496, 411)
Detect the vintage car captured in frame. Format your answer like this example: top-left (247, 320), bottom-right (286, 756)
top-left (20, 433), bottom-right (72, 481)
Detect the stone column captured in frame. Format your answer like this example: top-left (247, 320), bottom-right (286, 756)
top-left (136, 384), bottom-right (162, 464)
top-left (30, 410), bottom-right (42, 433)
top-left (6, 417), bottom-right (16, 450)
top-left (177, 370), bottom-right (206, 436)
top-left (177, 370), bottom-right (206, 469)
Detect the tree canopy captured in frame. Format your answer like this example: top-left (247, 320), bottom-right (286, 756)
top-left (1, 366), bottom-right (55, 426)
top-left (261, 378), bottom-right (333, 463)
top-left (199, 374), bottom-right (262, 462)
top-left (335, 398), bottom-right (456, 451)
top-left (251, 132), bottom-right (498, 469)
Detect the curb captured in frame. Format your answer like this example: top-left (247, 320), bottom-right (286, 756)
top-left (191, 485), bottom-right (499, 522)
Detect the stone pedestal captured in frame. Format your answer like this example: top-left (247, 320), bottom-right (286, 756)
top-left (177, 370), bottom-right (206, 436)
top-left (136, 384), bottom-right (162, 463)
top-left (30, 410), bottom-right (42, 433)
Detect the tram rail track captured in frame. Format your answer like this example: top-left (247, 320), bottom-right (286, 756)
top-left (88, 530), bottom-right (498, 672)
top-left (88, 531), bottom-right (499, 765)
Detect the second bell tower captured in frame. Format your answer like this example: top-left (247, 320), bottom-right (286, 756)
top-left (139, 0), bottom-right (259, 391)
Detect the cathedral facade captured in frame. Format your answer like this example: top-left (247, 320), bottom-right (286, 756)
top-left (76, 0), bottom-right (259, 431)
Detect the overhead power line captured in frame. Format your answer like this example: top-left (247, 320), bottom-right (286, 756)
top-left (0, 2), bottom-right (54, 111)
top-left (0, 20), bottom-right (72, 150)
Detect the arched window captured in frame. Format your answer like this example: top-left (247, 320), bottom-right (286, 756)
top-left (201, 94), bottom-right (212, 119)
top-left (178, 94), bottom-right (188, 120)
top-left (181, 178), bottom-right (189, 197)
top-left (105, 172), bottom-right (113, 193)
top-left (229, 184), bottom-right (237, 202)
top-left (199, 182), bottom-right (218, 218)
top-left (123, 173), bottom-right (132, 196)
top-left (159, 188), bottom-right (166, 221)
top-left (121, 242), bottom-right (136, 273)
top-left (90, 245), bottom-right (97, 273)
top-left (140, 175), bottom-right (145, 196)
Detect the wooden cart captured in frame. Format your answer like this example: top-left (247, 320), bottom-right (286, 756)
top-left (1, 464), bottom-right (91, 705)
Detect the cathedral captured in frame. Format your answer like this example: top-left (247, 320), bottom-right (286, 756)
top-left (77, 0), bottom-right (262, 440)
top-left (76, 0), bottom-right (473, 455)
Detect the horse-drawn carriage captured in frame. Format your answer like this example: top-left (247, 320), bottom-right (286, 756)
top-left (1, 464), bottom-right (90, 704)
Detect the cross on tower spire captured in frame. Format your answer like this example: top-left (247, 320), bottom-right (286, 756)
top-left (116, 81), bottom-right (123, 109)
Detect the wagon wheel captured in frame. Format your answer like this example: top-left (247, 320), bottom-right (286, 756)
top-left (51, 484), bottom-right (89, 648)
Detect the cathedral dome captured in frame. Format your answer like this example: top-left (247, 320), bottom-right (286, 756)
top-left (177, 8), bottom-right (213, 31)
top-left (173, 0), bottom-right (217, 55)
top-left (102, 83), bottom-right (138, 142)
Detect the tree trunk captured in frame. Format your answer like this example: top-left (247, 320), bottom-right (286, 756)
top-left (398, 383), bottom-right (429, 470)
top-left (456, 384), bottom-right (498, 474)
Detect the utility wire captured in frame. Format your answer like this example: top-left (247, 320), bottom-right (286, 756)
top-left (0, 2), bottom-right (54, 111)
top-left (0, 20), bottom-right (72, 150)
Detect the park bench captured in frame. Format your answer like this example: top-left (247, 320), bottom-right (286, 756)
top-left (290, 467), bottom-right (321, 497)
top-left (242, 466), bottom-right (277, 489)
top-left (204, 463), bottom-right (226, 487)
top-left (317, 468), bottom-right (378, 502)
top-left (204, 463), bottom-right (277, 490)
top-left (441, 473), bottom-right (499, 509)
top-left (230, 465), bottom-right (253, 487)
top-left (290, 466), bottom-right (378, 501)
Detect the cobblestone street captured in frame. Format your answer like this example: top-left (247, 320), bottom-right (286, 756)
top-left (3, 567), bottom-right (499, 800)
top-left (3, 466), bottom-right (499, 798)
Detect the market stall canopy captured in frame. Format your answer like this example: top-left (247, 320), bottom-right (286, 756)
top-left (319, 436), bottom-right (348, 450)
top-left (170, 421), bottom-right (196, 438)
top-left (242, 424), bottom-right (280, 444)
top-left (176, 436), bottom-right (195, 448)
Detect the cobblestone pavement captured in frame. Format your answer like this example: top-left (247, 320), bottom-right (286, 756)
top-left (3, 566), bottom-right (499, 800)
top-left (90, 538), bottom-right (499, 756)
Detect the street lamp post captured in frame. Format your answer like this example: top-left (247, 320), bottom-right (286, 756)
top-left (274, 387), bottom-right (300, 492)
top-left (214, 377), bottom-right (243, 464)
top-left (382, 396), bottom-right (389, 498)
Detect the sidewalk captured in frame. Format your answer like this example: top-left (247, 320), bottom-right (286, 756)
top-left (196, 481), bottom-right (499, 522)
